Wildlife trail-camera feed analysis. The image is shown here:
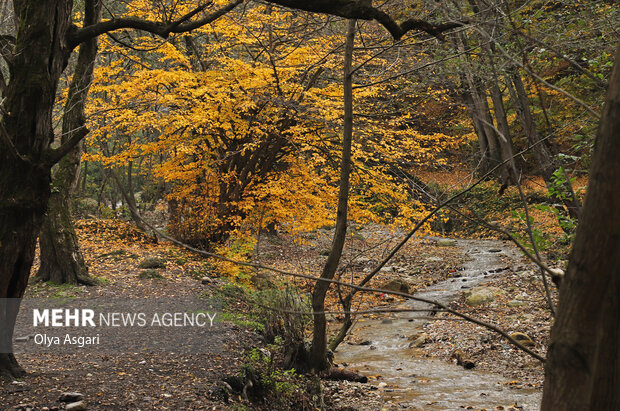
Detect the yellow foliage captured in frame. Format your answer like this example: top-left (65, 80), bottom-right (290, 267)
top-left (84, 2), bottom-right (465, 245)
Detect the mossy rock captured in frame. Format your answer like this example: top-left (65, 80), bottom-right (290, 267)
top-left (138, 269), bottom-right (164, 280)
top-left (508, 300), bottom-right (526, 307)
top-left (138, 257), bottom-right (166, 269)
top-left (436, 238), bottom-right (457, 247)
top-left (464, 286), bottom-right (505, 306)
top-left (380, 279), bottom-right (410, 294)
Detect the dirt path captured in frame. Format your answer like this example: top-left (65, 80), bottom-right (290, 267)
top-left (1, 224), bottom-right (261, 410)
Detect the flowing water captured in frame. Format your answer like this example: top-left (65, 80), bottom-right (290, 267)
top-left (334, 238), bottom-right (542, 410)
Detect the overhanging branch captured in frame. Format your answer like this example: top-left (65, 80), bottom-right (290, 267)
top-left (265, 0), bottom-right (465, 39)
top-left (69, 0), bottom-right (244, 48)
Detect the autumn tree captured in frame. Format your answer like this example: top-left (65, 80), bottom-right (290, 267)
top-left (0, 0), bottom-right (468, 381)
top-left (0, 0), bottom-right (243, 380)
top-left (86, 2), bottom-right (462, 250)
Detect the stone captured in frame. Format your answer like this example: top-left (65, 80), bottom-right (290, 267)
top-left (138, 257), bottom-right (166, 269)
top-left (59, 392), bottom-right (84, 403)
top-left (436, 239), bottom-right (457, 247)
top-left (380, 279), bottom-right (410, 294)
top-left (65, 401), bottom-right (87, 411)
top-left (510, 332), bottom-right (535, 347)
top-left (381, 319), bottom-right (393, 324)
top-left (508, 300), bottom-right (526, 307)
top-left (408, 333), bottom-right (428, 348)
top-left (138, 269), bottom-right (164, 279)
top-left (464, 286), bottom-right (505, 306)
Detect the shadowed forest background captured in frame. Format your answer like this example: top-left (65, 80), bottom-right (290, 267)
top-left (0, 0), bottom-right (618, 410)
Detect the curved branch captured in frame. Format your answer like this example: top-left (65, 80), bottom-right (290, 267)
top-left (265, 0), bottom-right (465, 40)
top-left (69, 0), bottom-right (243, 48)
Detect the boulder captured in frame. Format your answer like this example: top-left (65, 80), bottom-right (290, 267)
top-left (59, 392), bottom-right (84, 403)
top-left (65, 401), bottom-right (87, 411)
top-left (408, 332), bottom-right (428, 348)
top-left (380, 279), bottom-right (410, 294)
top-left (437, 239), bottom-right (457, 247)
top-left (464, 286), bottom-right (505, 306)
top-left (508, 300), bottom-right (526, 307)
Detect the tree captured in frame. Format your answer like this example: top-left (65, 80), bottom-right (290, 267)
top-left (309, 18), bottom-right (356, 372)
top-left (35, 0), bottom-right (102, 285)
top-left (541, 43), bottom-right (620, 410)
top-left (0, 0), bottom-right (243, 381)
top-left (0, 0), bottom-right (467, 381)
top-left (85, 2), bottom-right (461, 249)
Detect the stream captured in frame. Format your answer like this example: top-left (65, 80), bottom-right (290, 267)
top-left (334, 238), bottom-right (542, 410)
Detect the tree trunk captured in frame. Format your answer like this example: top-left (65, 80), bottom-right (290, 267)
top-left (108, 168), bottom-right (148, 232)
top-left (309, 19), bottom-right (356, 372)
top-left (36, 0), bottom-right (101, 285)
top-left (541, 43), bottom-right (620, 410)
top-left (0, 0), bottom-right (75, 379)
top-left (508, 71), bottom-right (582, 220)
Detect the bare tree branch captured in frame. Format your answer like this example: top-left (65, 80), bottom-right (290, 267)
top-left (265, 0), bottom-right (465, 40)
top-left (137, 212), bottom-right (545, 363)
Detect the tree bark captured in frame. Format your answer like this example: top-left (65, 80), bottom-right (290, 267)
top-left (309, 19), bottom-right (356, 372)
top-left (35, 0), bottom-right (102, 285)
top-left (0, 0), bottom-right (76, 379)
top-left (541, 43), bottom-right (620, 410)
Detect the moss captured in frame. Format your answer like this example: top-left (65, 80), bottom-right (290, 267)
top-left (138, 269), bottom-right (164, 280)
top-left (138, 257), bottom-right (166, 269)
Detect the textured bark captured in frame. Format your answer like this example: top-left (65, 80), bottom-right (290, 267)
top-left (541, 43), bottom-right (620, 410)
top-left (36, 0), bottom-right (102, 285)
top-left (0, 0), bottom-right (74, 378)
top-left (309, 19), bottom-right (355, 372)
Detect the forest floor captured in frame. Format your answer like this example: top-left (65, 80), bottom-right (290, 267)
top-left (1, 208), bottom-right (561, 410)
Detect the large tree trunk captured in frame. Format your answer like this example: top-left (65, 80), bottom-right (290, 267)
top-left (309, 19), bottom-right (355, 372)
top-left (541, 43), bottom-right (620, 410)
top-left (0, 0), bottom-right (75, 379)
top-left (36, 152), bottom-right (94, 284)
top-left (36, 0), bottom-right (101, 285)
